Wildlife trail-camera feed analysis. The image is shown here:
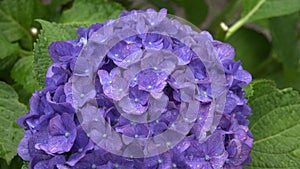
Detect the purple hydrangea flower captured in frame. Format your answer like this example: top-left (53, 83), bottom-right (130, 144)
top-left (17, 9), bottom-right (253, 169)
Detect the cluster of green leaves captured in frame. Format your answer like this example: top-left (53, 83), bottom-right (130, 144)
top-left (0, 0), bottom-right (299, 168)
top-left (225, 0), bottom-right (300, 92)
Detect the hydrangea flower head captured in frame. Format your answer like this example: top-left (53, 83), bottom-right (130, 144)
top-left (17, 9), bottom-right (253, 169)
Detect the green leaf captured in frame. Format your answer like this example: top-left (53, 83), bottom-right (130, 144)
top-left (35, 1), bottom-right (124, 86)
top-left (9, 155), bottom-right (23, 169)
top-left (34, 20), bottom-right (82, 86)
top-left (0, 55), bottom-right (19, 82)
top-left (12, 84), bottom-right (32, 107)
top-left (226, 0), bottom-right (300, 39)
top-left (247, 80), bottom-right (300, 168)
top-left (0, 34), bottom-right (19, 59)
top-left (226, 27), bottom-right (271, 76)
top-left (0, 82), bottom-right (18, 100)
top-left (252, 57), bottom-right (300, 91)
top-left (243, 0), bottom-right (300, 21)
top-left (269, 13), bottom-right (300, 70)
top-left (21, 162), bottom-right (29, 169)
top-left (269, 64), bottom-right (300, 92)
top-left (11, 56), bottom-right (41, 93)
top-left (32, 0), bottom-right (73, 22)
top-left (49, 0), bottom-right (73, 7)
top-left (0, 158), bottom-right (8, 169)
top-left (0, 81), bottom-right (27, 164)
top-left (181, 0), bottom-right (208, 26)
top-left (59, 0), bottom-right (124, 24)
top-left (0, 0), bottom-right (34, 42)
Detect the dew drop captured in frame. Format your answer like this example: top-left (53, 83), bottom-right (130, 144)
top-left (64, 132), bottom-right (70, 138)
top-left (205, 155), bottom-right (210, 161)
top-left (172, 163), bottom-right (177, 168)
top-left (225, 159), bottom-right (230, 164)
top-left (30, 27), bottom-right (38, 35)
top-left (80, 94), bottom-right (85, 98)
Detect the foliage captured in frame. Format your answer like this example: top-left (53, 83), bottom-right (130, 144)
top-left (246, 80), bottom-right (300, 168)
top-left (0, 0), bottom-right (299, 168)
top-left (0, 82), bottom-right (27, 165)
top-left (34, 20), bottom-right (82, 86)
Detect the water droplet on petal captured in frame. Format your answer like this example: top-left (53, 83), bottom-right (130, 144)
top-left (172, 163), bottom-right (177, 168)
top-left (225, 159), bottom-right (230, 164)
top-left (64, 132), bottom-right (70, 138)
top-left (205, 155), bottom-right (210, 161)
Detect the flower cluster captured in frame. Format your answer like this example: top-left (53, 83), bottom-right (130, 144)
top-left (18, 9), bottom-right (253, 169)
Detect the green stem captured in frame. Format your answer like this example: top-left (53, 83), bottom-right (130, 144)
top-left (208, 0), bottom-right (241, 31)
top-left (208, 0), bottom-right (241, 41)
top-left (225, 0), bottom-right (266, 40)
